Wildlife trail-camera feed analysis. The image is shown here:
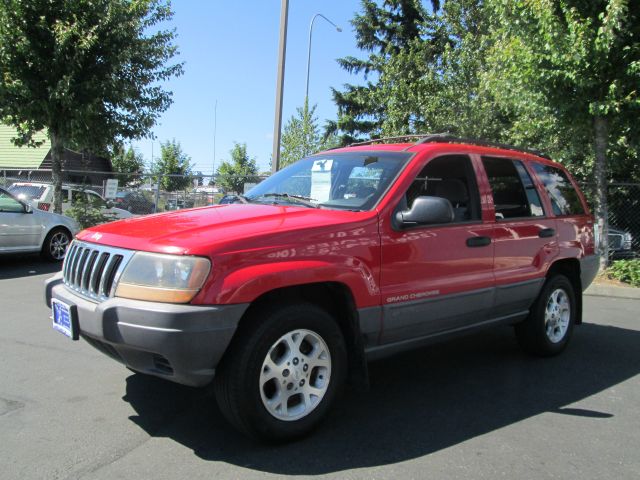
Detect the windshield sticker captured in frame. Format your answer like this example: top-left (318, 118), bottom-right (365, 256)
top-left (311, 159), bottom-right (333, 202)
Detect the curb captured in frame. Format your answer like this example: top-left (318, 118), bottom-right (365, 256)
top-left (584, 283), bottom-right (640, 300)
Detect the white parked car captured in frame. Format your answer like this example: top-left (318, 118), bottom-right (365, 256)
top-left (8, 182), bottom-right (133, 221)
top-left (0, 187), bottom-right (79, 261)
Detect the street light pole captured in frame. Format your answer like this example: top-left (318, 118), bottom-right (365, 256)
top-left (305, 14), bottom-right (342, 104)
top-left (271, 0), bottom-right (289, 174)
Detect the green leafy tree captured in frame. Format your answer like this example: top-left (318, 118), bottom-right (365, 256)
top-left (484, 0), bottom-right (640, 266)
top-left (0, 0), bottom-right (183, 213)
top-left (111, 145), bottom-right (145, 187)
top-left (216, 143), bottom-right (259, 194)
top-left (280, 100), bottom-right (326, 168)
top-left (153, 139), bottom-right (193, 191)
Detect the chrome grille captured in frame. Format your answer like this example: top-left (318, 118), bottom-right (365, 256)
top-left (62, 240), bottom-right (135, 302)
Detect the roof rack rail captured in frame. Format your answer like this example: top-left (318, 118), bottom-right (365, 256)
top-left (412, 133), bottom-right (552, 160)
top-left (348, 135), bottom-right (427, 147)
top-left (347, 133), bottom-right (551, 160)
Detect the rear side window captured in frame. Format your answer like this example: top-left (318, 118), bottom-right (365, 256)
top-left (531, 163), bottom-right (585, 216)
top-left (482, 157), bottom-right (544, 219)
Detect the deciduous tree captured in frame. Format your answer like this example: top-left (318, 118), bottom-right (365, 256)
top-left (153, 139), bottom-right (192, 191)
top-left (484, 0), bottom-right (640, 265)
top-left (216, 143), bottom-right (259, 194)
top-left (111, 145), bottom-right (145, 187)
top-left (0, 0), bottom-right (183, 212)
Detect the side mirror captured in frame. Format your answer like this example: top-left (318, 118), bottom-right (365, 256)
top-left (395, 196), bottom-right (454, 227)
top-left (24, 204), bottom-right (33, 214)
top-left (105, 200), bottom-right (114, 209)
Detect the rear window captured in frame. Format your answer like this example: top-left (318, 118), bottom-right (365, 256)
top-left (7, 185), bottom-right (46, 200)
top-left (531, 163), bottom-right (585, 216)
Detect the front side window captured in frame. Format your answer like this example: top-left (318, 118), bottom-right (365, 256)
top-left (245, 152), bottom-right (411, 210)
top-left (531, 163), bottom-right (585, 216)
top-left (483, 157), bottom-right (544, 219)
top-left (402, 155), bottom-right (481, 223)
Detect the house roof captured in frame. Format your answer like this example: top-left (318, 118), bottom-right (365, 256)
top-left (0, 124), bottom-right (50, 169)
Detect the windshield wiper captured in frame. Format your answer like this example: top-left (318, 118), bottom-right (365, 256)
top-left (254, 192), bottom-right (319, 209)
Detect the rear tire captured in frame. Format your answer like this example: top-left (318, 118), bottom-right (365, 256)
top-left (515, 274), bottom-right (576, 356)
top-left (41, 228), bottom-right (71, 262)
top-left (214, 303), bottom-right (347, 442)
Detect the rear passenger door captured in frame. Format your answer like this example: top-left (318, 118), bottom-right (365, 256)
top-left (481, 157), bottom-right (558, 317)
top-left (379, 155), bottom-right (495, 344)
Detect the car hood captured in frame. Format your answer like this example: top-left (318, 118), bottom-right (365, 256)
top-left (76, 204), bottom-right (371, 255)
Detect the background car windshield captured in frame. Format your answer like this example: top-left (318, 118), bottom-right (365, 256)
top-left (246, 152), bottom-right (410, 210)
top-left (8, 185), bottom-right (46, 200)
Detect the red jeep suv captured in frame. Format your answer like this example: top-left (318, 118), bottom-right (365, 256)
top-left (45, 135), bottom-right (599, 441)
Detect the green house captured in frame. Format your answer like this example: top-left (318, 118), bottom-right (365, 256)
top-left (0, 124), bottom-right (112, 186)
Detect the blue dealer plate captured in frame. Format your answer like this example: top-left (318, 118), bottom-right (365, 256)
top-left (52, 299), bottom-right (77, 340)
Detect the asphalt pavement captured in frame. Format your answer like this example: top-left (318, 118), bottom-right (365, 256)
top-left (1, 254), bottom-right (639, 480)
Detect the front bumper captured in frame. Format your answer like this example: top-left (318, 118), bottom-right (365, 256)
top-left (45, 273), bottom-right (248, 387)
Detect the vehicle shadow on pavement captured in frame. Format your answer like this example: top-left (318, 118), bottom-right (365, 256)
top-left (123, 322), bottom-right (639, 474)
top-left (0, 255), bottom-right (61, 280)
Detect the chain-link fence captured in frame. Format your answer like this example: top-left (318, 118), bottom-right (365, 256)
top-left (2, 168), bottom-right (639, 261)
top-left (0, 169), bottom-right (268, 214)
top-left (580, 183), bottom-right (640, 262)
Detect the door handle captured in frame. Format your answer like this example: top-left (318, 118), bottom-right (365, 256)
top-left (538, 228), bottom-right (556, 238)
top-left (466, 236), bottom-right (492, 247)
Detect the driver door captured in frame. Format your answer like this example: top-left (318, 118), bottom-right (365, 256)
top-left (379, 155), bottom-right (495, 344)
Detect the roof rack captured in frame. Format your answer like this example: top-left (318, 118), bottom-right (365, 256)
top-left (348, 135), bottom-right (427, 147)
top-left (348, 133), bottom-right (551, 160)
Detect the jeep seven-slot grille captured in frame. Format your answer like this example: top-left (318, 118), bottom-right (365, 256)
top-left (63, 240), bottom-right (135, 302)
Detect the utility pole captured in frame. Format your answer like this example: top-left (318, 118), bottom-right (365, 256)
top-left (271, 0), bottom-right (289, 174)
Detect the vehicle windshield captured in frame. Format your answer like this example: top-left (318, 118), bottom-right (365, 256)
top-left (245, 152), bottom-right (411, 210)
top-left (8, 185), bottom-right (46, 200)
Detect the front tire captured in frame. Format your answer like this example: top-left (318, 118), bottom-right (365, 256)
top-left (214, 303), bottom-right (347, 442)
top-left (515, 274), bottom-right (576, 356)
top-left (41, 228), bottom-right (71, 262)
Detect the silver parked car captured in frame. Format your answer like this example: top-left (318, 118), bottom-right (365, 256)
top-left (8, 182), bottom-right (134, 221)
top-left (0, 187), bottom-right (79, 261)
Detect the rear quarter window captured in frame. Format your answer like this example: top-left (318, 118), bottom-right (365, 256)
top-left (531, 163), bottom-right (585, 216)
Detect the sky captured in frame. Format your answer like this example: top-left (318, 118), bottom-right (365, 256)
top-left (131, 1), bottom-right (368, 175)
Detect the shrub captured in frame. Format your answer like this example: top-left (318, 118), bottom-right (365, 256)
top-left (65, 196), bottom-right (110, 229)
top-left (608, 259), bottom-right (640, 288)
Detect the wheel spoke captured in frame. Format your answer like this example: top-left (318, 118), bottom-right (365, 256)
top-left (544, 287), bottom-right (571, 344)
top-left (259, 328), bottom-right (332, 422)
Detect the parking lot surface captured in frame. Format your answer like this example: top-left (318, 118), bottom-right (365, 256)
top-left (1, 255), bottom-right (639, 480)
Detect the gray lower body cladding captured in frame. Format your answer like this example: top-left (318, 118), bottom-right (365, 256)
top-left (45, 273), bottom-right (248, 387)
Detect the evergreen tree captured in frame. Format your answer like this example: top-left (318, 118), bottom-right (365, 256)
top-left (280, 100), bottom-right (324, 168)
top-left (327, 0), bottom-right (435, 143)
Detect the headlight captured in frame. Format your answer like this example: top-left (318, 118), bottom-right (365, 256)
top-left (115, 252), bottom-right (211, 303)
